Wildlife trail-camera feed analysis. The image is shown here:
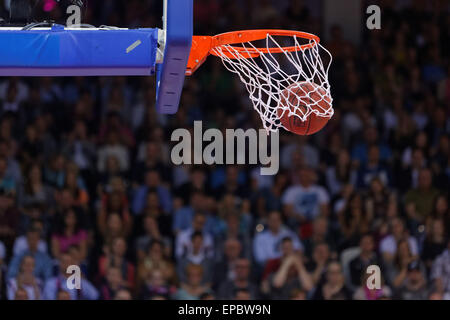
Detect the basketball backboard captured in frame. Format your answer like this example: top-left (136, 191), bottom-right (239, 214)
top-left (0, 0), bottom-right (193, 114)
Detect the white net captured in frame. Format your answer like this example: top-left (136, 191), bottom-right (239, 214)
top-left (212, 33), bottom-right (334, 133)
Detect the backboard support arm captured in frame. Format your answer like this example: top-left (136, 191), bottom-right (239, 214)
top-left (155, 0), bottom-right (193, 114)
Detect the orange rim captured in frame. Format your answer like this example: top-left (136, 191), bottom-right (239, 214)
top-left (211, 29), bottom-right (320, 58)
top-left (186, 29), bottom-right (321, 75)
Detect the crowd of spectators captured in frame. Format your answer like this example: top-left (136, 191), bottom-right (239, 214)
top-left (0, 0), bottom-right (449, 300)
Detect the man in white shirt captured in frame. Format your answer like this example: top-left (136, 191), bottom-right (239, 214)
top-left (282, 167), bottom-right (330, 227)
top-left (253, 211), bottom-right (303, 267)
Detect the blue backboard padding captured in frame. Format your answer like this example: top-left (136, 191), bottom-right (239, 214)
top-left (0, 26), bottom-right (158, 76)
top-left (156, 0), bottom-right (193, 114)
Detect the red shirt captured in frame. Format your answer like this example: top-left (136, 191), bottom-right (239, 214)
top-left (262, 257), bottom-right (299, 280)
top-left (262, 258), bottom-right (282, 280)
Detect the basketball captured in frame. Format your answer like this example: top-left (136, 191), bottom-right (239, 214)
top-left (277, 82), bottom-right (332, 135)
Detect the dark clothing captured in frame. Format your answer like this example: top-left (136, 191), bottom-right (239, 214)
top-left (349, 254), bottom-right (381, 288)
top-left (216, 280), bottom-right (259, 300)
top-left (268, 275), bottom-right (304, 300)
top-left (312, 284), bottom-right (353, 300)
top-left (0, 208), bottom-right (19, 251)
top-left (139, 283), bottom-right (175, 300)
top-left (394, 284), bottom-right (429, 300)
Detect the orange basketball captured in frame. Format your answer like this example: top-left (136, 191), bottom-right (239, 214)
top-left (277, 82), bottom-right (332, 135)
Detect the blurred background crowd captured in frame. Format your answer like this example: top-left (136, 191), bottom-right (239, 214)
top-left (0, 0), bottom-right (449, 300)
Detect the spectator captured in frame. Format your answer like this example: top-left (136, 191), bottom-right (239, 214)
top-left (7, 227), bottom-right (53, 281)
top-left (132, 170), bottom-right (172, 215)
top-left (177, 231), bottom-right (214, 285)
top-left (349, 234), bottom-right (381, 289)
top-left (312, 261), bottom-right (352, 300)
top-left (172, 191), bottom-right (207, 235)
top-left (12, 220), bottom-right (48, 257)
top-left (305, 242), bottom-right (331, 286)
top-left (262, 237), bottom-right (313, 299)
top-left (7, 255), bottom-right (42, 300)
top-left (62, 169), bottom-right (89, 209)
top-left (98, 237), bottom-right (135, 290)
top-left (205, 195), bottom-right (238, 238)
top-left (430, 194), bottom-right (449, 231)
top-left (338, 193), bottom-right (371, 249)
top-left (97, 129), bottom-right (130, 173)
top-left (212, 238), bottom-right (243, 288)
top-left (394, 260), bottom-right (429, 300)
top-left (136, 240), bottom-right (176, 290)
top-left (18, 164), bottom-right (53, 209)
top-left (217, 258), bottom-right (259, 300)
top-left (51, 208), bottom-right (88, 261)
top-left (173, 263), bottom-right (209, 300)
top-left (353, 272), bottom-right (392, 300)
top-left (356, 145), bottom-right (392, 189)
top-left (214, 206), bottom-right (252, 259)
top-left (213, 166), bottom-right (248, 201)
top-left (62, 120), bottom-right (96, 173)
top-left (404, 168), bottom-right (440, 224)
top-left (133, 141), bottom-right (171, 185)
top-left (398, 148), bottom-right (426, 192)
top-left (351, 127), bottom-right (392, 167)
top-left (97, 182), bottom-right (132, 238)
top-left (251, 171), bottom-right (289, 221)
top-left (175, 166), bottom-right (209, 205)
top-left (421, 218), bottom-right (447, 272)
top-left (100, 212), bottom-right (127, 248)
top-left (0, 187), bottom-right (19, 249)
top-left (175, 212), bottom-right (214, 261)
top-left (325, 149), bottom-right (357, 196)
top-left (0, 138), bottom-right (22, 188)
top-left (43, 154), bottom-right (67, 189)
top-left (68, 245), bottom-right (88, 278)
top-left (364, 177), bottom-right (391, 222)
top-left (384, 239), bottom-right (423, 289)
top-left (42, 253), bottom-right (99, 300)
top-left (282, 167), bottom-right (330, 228)
top-left (135, 215), bottom-right (171, 263)
top-left (100, 266), bottom-right (128, 300)
top-left (0, 156), bottom-right (16, 192)
top-left (379, 217), bottom-right (419, 264)
top-left (430, 239), bottom-right (450, 297)
top-left (253, 211), bottom-right (303, 267)
top-left (138, 268), bottom-right (175, 300)
top-left (280, 137), bottom-right (319, 172)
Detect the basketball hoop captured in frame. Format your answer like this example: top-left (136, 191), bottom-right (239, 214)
top-left (187, 30), bottom-right (334, 133)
